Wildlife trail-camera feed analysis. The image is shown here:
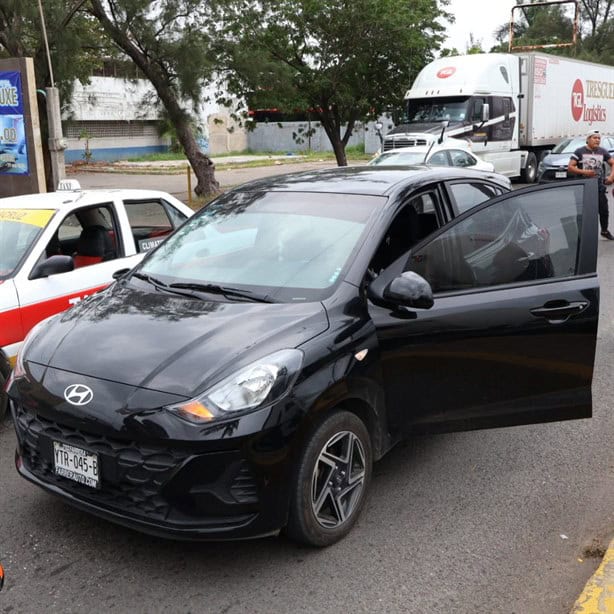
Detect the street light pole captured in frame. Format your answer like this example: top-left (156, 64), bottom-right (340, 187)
top-left (37, 0), bottom-right (67, 190)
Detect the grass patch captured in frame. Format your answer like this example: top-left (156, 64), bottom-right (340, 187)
top-left (124, 148), bottom-right (371, 165)
top-left (126, 151), bottom-right (188, 162)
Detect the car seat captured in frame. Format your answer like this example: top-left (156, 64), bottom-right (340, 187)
top-left (73, 225), bottom-right (115, 268)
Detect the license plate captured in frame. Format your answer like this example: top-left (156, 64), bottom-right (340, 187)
top-left (53, 441), bottom-right (100, 489)
top-left (555, 171), bottom-right (567, 178)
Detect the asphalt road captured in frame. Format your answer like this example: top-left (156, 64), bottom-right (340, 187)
top-left (71, 159), bottom-right (339, 203)
top-left (1, 170), bottom-right (613, 613)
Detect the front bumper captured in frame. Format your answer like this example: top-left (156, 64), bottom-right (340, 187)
top-left (538, 168), bottom-right (571, 182)
top-left (11, 397), bottom-right (295, 540)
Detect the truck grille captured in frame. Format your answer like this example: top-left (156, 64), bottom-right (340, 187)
top-left (383, 136), bottom-right (429, 151)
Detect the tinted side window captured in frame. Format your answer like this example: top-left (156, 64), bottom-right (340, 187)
top-left (429, 151), bottom-right (449, 166)
top-left (448, 182), bottom-right (499, 215)
top-left (124, 200), bottom-right (174, 252)
top-left (47, 204), bottom-right (119, 268)
top-left (449, 150), bottom-right (476, 168)
top-left (162, 199), bottom-right (189, 226)
top-left (406, 185), bottom-right (583, 293)
top-left (368, 191), bottom-right (441, 277)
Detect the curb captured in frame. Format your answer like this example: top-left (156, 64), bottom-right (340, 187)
top-left (571, 538), bottom-right (614, 613)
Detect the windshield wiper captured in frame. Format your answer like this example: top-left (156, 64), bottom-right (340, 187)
top-left (131, 272), bottom-right (202, 300)
top-left (131, 271), bottom-right (169, 287)
top-left (169, 282), bottom-right (274, 303)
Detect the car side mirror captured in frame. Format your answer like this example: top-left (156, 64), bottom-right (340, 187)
top-left (30, 255), bottom-right (74, 279)
top-left (112, 268), bottom-right (131, 280)
top-left (383, 271), bottom-right (434, 309)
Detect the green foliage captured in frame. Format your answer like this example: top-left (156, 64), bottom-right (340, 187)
top-left (212, 0), bottom-right (451, 164)
top-left (491, 0), bottom-right (614, 65)
top-left (0, 0), bottom-right (111, 102)
top-left (90, 0), bottom-right (215, 108)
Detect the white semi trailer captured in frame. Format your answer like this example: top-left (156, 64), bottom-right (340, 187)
top-left (383, 52), bottom-right (614, 181)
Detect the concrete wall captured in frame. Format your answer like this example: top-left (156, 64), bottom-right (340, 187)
top-left (66, 77), bottom-right (245, 159)
top-left (64, 77), bottom-right (395, 159)
top-left (246, 117), bottom-right (395, 154)
top-left (208, 113), bottom-right (248, 154)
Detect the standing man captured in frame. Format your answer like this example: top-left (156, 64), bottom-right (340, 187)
top-left (568, 130), bottom-right (614, 240)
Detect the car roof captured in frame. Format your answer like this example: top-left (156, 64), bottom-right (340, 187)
top-left (231, 165), bottom-right (508, 196)
top-left (0, 189), bottom-right (177, 211)
top-left (378, 141), bottom-right (472, 156)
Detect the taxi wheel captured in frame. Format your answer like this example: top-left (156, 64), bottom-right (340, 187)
top-left (0, 371), bottom-right (8, 421)
top-left (0, 353), bottom-right (10, 421)
top-left (286, 410), bottom-right (372, 547)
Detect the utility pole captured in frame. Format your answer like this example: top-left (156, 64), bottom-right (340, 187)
top-left (38, 0), bottom-right (67, 189)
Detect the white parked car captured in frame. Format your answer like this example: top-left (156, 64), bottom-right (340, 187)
top-left (0, 182), bottom-right (193, 417)
top-left (370, 140), bottom-right (496, 173)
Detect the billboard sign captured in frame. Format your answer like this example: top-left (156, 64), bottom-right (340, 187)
top-left (0, 71), bottom-right (28, 176)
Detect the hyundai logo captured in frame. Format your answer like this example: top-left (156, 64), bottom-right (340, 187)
top-left (64, 384), bottom-right (94, 406)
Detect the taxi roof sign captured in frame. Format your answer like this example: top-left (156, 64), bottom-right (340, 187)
top-left (57, 179), bottom-right (81, 192)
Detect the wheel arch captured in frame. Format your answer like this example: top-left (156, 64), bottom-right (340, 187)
top-left (300, 376), bottom-right (391, 461)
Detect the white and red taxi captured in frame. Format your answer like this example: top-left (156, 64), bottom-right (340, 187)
top-left (0, 181), bottom-right (193, 415)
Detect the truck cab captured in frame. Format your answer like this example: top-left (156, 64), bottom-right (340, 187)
top-left (384, 54), bottom-right (528, 181)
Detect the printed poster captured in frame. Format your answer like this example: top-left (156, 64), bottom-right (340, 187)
top-left (0, 71), bottom-right (29, 176)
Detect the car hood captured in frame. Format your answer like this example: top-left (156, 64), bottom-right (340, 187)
top-left (25, 283), bottom-right (329, 397)
top-left (542, 153), bottom-right (572, 167)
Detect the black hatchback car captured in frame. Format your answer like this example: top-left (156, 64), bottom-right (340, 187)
top-left (6, 167), bottom-right (600, 547)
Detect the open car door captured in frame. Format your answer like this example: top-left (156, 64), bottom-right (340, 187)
top-left (369, 179), bottom-right (600, 435)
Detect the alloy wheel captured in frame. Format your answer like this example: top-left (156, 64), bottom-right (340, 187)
top-left (310, 430), bottom-right (366, 529)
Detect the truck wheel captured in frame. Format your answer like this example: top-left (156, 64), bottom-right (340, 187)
top-left (286, 410), bottom-right (372, 547)
top-left (522, 152), bottom-right (538, 183)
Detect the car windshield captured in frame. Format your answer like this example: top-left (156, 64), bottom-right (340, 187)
top-left (0, 208), bottom-right (55, 279)
top-left (139, 191), bottom-right (384, 302)
top-left (552, 138), bottom-right (586, 154)
top-left (370, 151), bottom-right (426, 166)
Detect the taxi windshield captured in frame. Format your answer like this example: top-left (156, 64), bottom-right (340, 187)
top-left (0, 208), bottom-right (55, 279)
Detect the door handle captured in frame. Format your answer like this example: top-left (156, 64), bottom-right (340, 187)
top-left (530, 300), bottom-right (588, 321)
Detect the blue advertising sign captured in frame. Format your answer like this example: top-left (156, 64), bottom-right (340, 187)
top-left (0, 71), bottom-right (29, 175)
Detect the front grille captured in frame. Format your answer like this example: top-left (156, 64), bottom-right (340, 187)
top-left (14, 403), bottom-right (190, 521)
top-left (14, 403), bottom-right (263, 531)
top-left (230, 462), bottom-right (259, 503)
top-left (383, 137), bottom-right (428, 151)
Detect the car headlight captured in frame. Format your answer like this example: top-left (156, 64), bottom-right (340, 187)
top-left (166, 349), bottom-right (303, 423)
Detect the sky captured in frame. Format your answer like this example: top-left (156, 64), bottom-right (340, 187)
top-left (442, 0), bottom-right (518, 53)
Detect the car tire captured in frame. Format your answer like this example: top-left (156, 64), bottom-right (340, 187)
top-left (286, 409), bottom-right (372, 547)
top-left (0, 357), bottom-right (9, 421)
top-left (521, 152), bottom-right (538, 183)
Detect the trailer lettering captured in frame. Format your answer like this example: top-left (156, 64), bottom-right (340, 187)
top-left (586, 80), bottom-right (614, 100)
top-left (583, 104), bottom-right (607, 125)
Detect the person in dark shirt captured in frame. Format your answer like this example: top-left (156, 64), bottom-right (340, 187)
top-left (568, 130), bottom-right (614, 240)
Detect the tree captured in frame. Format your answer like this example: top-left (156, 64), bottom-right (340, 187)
top-left (214, 0), bottom-right (451, 166)
top-left (88, 0), bottom-right (219, 196)
top-left (492, 0), bottom-right (614, 65)
top-left (0, 0), bottom-right (109, 189)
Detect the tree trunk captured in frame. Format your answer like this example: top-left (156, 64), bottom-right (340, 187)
top-left (173, 110), bottom-right (219, 195)
top-left (89, 0), bottom-right (219, 197)
top-left (320, 112), bottom-right (347, 166)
